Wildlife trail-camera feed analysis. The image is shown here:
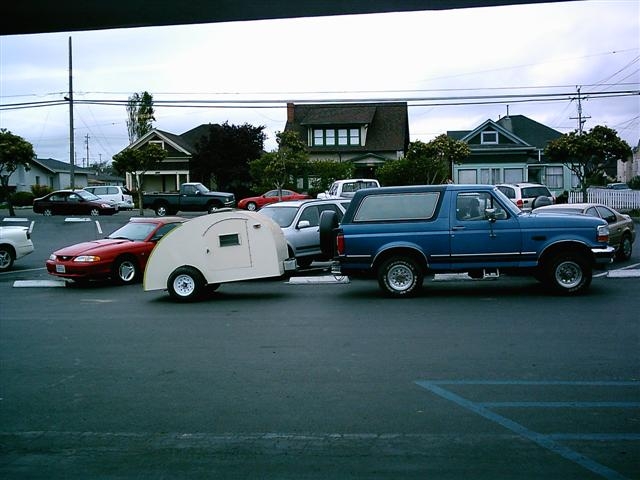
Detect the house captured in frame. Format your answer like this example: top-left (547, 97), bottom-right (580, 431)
top-left (12, 158), bottom-right (91, 193)
top-left (447, 115), bottom-right (576, 194)
top-left (118, 127), bottom-right (204, 192)
top-left (617, 139), bottom-right (640, 183)
top-left (284, 102), bottom-right (410, 178)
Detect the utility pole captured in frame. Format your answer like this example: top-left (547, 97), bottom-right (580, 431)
top-left (68, 36), bottom-right (75, 188)
top-left (570, 86), bottom-right (591, 134)
top-left (85, 134), bottom-right (90, 168)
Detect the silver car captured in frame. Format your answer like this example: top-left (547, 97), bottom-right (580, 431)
top-left (258, 198), bottom-right (350, 268)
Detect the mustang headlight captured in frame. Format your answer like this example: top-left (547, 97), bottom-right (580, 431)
top-left (74, 255), bottom-right (101, 262)
top-left (49, 254), bottom-right (56, 261)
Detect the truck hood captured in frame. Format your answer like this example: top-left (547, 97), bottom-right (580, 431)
top-left (522, 210), bottom-right (606, 228)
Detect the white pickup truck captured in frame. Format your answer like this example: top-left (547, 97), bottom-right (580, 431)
top-left (316, 178), bottom-right (380, 199)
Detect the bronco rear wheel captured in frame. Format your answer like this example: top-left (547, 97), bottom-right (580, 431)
top-left (377, 256), bottom-right (423, 297)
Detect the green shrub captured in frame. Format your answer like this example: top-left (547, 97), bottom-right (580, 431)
top-left (628, 176), bottom-right (640, 190)
top-left (31, 184), bottom-right (52, 198)
top-left (11, 191), bottom-right (35, 207)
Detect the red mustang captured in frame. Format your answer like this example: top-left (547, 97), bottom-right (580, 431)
top-left (46, 216), bottom-right (186, 285)
top-left (238, 189), bottom-right (310, 211)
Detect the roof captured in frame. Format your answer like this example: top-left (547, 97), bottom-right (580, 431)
top-left (285, 102), bottom-right (409, 153)
top-left (32, 158), bottom-right (91, 174)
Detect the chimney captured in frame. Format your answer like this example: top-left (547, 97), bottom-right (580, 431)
top-left (287, 103), bottom-right (295, 123)
top-left (502, 105), bottom-right (512, 132)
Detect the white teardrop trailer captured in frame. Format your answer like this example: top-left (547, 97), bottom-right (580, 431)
top-left (143, 209), bottom-right (297, 301)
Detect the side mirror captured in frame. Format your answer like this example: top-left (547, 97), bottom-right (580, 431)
top-left (297, 220), bottom-right (311, 229)
top-left (485, 208), bottom-right (497, 223)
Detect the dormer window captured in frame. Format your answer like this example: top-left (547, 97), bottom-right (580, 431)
top-left (313, 127), bottom-right (360, 146)
top-left (481, 131), bottom-right (498, 144)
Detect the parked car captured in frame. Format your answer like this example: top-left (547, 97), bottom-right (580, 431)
top-left (257, 198), bottom-right (350, 268)
top-left (0, 225), bottom-right (34, 271)
top-left (84, 185), bottom-right (134, 210)
top-left (606, 182), bottom-right (631, 190)
top-left (238, 189), bottom-right (311, 211)
top-left (46, 216), bottom-right (186, 284)
top-left (496, 183), bottom-right (555, 211)
top-left (317, 178), bottom-right (380, 199)
top-left (142, 182), bottom-right (235, 216)
top-left (535, 203), bottom-right (636, 260)
top-left (33, 189), bottom-right (117, 216)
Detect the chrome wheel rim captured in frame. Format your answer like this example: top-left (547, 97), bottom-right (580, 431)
top-left (118, 261), bottom-right (136, 282)
top-left (0, 251), bottom-right (11, 269)
top-left (387, 264), bottom-right (414, 292)
top-left (555, 260), bottom-right (582, 289)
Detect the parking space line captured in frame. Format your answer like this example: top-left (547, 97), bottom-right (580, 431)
top-left (415, 380), bottom-right (639, 480)
top-left (481, 401), bottom-right (640, 408)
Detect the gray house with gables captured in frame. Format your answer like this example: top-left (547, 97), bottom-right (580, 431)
top-left (448, 115), bottom-right (576, 195)
top-left (284, 102), bottom-right (410, 178)
top-left (12, 157), bottom-right (91, 192)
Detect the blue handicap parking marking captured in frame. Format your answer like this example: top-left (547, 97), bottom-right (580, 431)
top-left (415, 380), bottom-right (640, 480)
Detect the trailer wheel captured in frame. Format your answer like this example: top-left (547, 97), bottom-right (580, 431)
top-left (167, 266), bottom-right (206, 302)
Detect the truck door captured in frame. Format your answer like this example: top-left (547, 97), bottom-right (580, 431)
top-left (450, 191), bottom-right (522, 268)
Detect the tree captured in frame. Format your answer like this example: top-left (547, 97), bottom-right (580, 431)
top-left (248, 131), bottom-right (308, 196)
top-left (112, 144), bottom-right (167, 215)
top-left (545, 125), bottom-right (632, 201)
top-left (307, 160), bottom-right (354, 195)
top-left (126, 92), bottom-right (155, 143)
top-left (0, 129), bottom-right (35, 216)
top-left (190, 122), bottom-right (266, 198)
top-left (378, 136), bottom-right (470, 186)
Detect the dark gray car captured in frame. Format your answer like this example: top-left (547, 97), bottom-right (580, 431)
top-left (258, 198), bottom-right (350, 268)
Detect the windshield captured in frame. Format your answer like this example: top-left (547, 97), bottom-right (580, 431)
top-left (492, 187), bottom-right (522, 215)
top-left (257, 206), bottom-right (299, 227)
top-left (108, 222), bottom-right (159, 241)
top-left (76, 190), bottom-right (101, 201)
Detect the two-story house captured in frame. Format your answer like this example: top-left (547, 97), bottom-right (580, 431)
top-left (284, 102), bottom-right (410, 178)
top-left (447, 114), bottom-right (576, 194)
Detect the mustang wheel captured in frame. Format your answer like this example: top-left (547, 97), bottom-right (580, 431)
top-left (90, 208), bottom-right (100, 216)
top-left (112, 257), bottom-right (139, 285)
top-left (43, 208), bottom-right (53, 216)
top-left (246, 202), bottom-right (257, 211)
top-left (167, 266), bottom-right (206, 302)
top-left (377, 256), bottom-right (423, 297)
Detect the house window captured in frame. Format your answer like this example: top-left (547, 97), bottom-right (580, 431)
top-left (312, 127), bottom-right (360, 146)
top-left (481, 131), bottom-right (498, 144)
top-left (35, 176), bottom-right (40, 186)
top-left (458, 169), bottom-right (477, 184)
top-left (546, 166), bottom-right (564, 189)
top-left (504, 168), bottom-right (523, 183)
top-left (149, 140), bottom-right (165, 149)
top-left (480, 168), bottom-right (501, 184)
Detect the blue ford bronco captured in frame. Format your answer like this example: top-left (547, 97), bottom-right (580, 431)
top-left (319, 184), bottom-right (615, 297)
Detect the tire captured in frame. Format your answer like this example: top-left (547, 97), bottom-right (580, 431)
top-left (319, 210), bottom-right (339, 257)
top-left (112, 257), bottom-right (139, 285)
top-left (616, 233), bottom-right (633, 261)
top-left (167, 266), bottom-right (206, 302)
top-left (0, 246), bottom-right (14, 271)
top-left (246, 202), bottom-right (257, 211)
top-left (43, 208), bottom-right (53, 216)
top-left (90, 208), bottom-right (100, 216)
top-left (207, 202), bottom-right (222, 214)
top-left (377, 256), bottom-right (423, 297)
top-left (545, 253), bottom-right (592, 294)
top-left (155, 204), bottom-right (168, 217)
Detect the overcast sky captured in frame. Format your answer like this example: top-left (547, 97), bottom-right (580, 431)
top-left (1, 0), bottom-right (638, 167)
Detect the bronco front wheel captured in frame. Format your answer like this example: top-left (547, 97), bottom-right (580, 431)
top-left (377, 256), bottom-right (423, 297)
top-left (545, 253), bottom-right (592, 294)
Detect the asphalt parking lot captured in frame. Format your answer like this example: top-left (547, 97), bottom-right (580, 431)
top-left (1, 209), bottom-right (639, 479)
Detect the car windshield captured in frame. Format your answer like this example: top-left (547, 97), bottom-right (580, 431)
top-left (108, 222), bottom-right (159, 241)
top-left (76, 190), bottom-right (101, 201)
top-left (257, 206), bottom-right (299, 227)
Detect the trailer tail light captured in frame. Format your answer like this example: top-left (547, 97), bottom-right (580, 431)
top-left (336, 233), bottom-right (345, 255)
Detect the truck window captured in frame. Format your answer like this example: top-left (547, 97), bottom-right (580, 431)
top-left (354, 192), bottom-right (440, 222)
top-left (456, 192), bottom-right (509, 221)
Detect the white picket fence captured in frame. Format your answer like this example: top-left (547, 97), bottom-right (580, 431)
top-left (568, 189), bottom-right (640, 211)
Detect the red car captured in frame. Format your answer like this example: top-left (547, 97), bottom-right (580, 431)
top-left (46, 216), bottom-right (186, 285)
top-left (238, 189), bottom-right (310, 211)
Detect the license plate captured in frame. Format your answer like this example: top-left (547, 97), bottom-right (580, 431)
top-left (56, 264), bottom-right (66, 273)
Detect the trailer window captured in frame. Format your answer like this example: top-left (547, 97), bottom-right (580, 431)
top-left (219, 233), bottom-right (240, 247)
